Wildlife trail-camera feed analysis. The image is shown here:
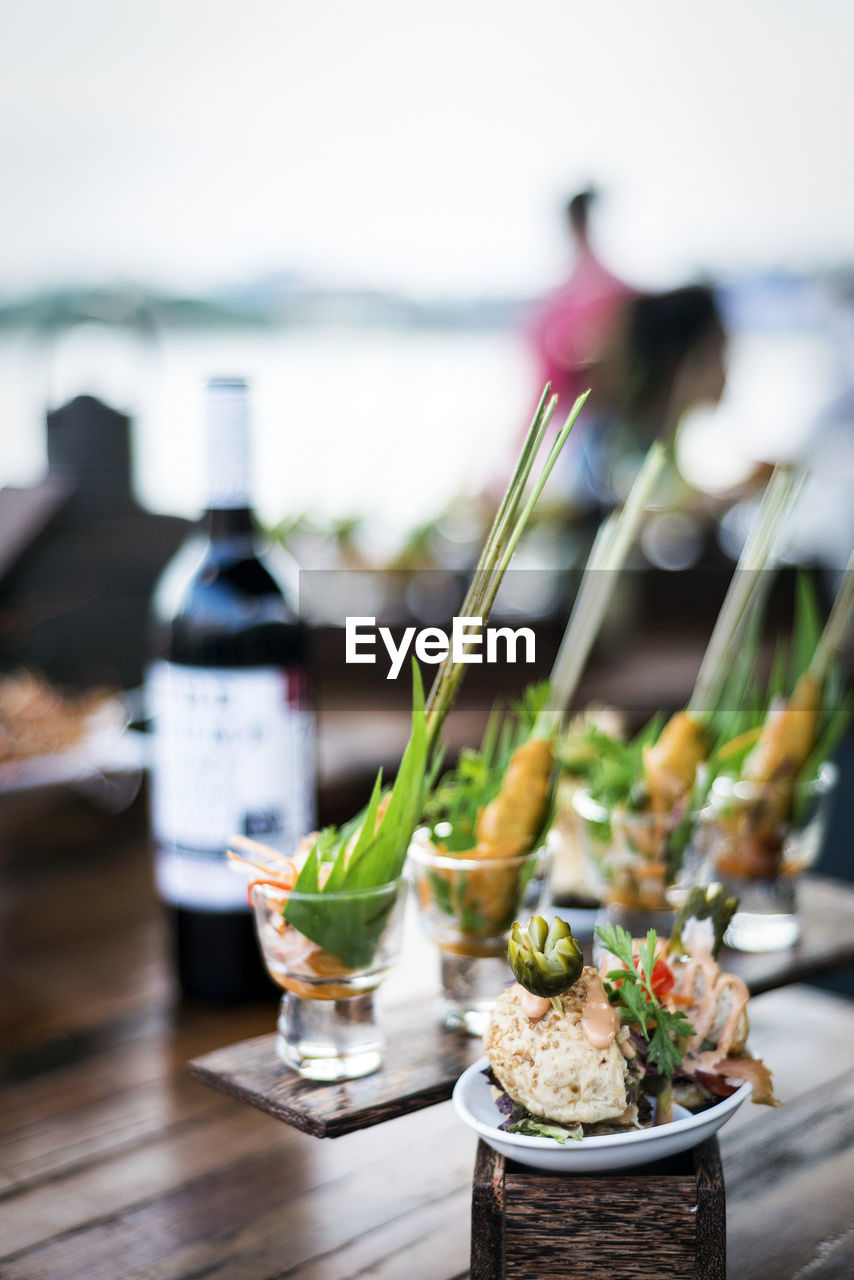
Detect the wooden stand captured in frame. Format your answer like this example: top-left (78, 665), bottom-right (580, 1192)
top-left (471, 1136), bottom-right (725, 1280)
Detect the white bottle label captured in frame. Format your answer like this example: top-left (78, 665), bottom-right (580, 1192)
top-left (148, 662), bottom-right (315, 910)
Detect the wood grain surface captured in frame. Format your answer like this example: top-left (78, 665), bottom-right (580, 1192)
top-left (2, 793), bottom-right (854, 1279)
top-left (187, 1008), bottom-right (481, 1137)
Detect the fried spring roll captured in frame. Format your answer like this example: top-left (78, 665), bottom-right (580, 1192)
top-left (743, 670), bottom-right (820, 791)
top-left (475, 738), bottom-right (554, 851)
top-left (642, 711), bottom-right (708, 814)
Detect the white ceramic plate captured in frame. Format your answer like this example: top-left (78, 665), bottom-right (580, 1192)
top-left (453, 1056), bottom-right (751, 1172)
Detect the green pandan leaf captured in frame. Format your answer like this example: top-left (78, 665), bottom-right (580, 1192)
top-left (283, 665), bottom-right (427, 968)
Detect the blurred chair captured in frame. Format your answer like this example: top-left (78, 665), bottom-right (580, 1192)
top-left (0, 395), bottom-right (189, 689)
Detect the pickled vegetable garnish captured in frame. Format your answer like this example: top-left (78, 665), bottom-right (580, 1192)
top-left (508, 915), bottom-right (584, 998)
top-left (669, 885), bottom-right (737, 960)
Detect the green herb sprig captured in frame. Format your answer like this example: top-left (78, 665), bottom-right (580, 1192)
top-left (560, 715), bottom-right (663, 816)
top-left (596, 923), bottom-right (695, 1079)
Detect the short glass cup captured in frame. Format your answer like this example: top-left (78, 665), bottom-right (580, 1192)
top-left (571, 787), bottom-right (703, 939)
top-left (408, 827), bottom-right (553, 1036)
top-left (694, 762), bottom-right (838, 952)
top-left (250, 875), bottom-right (408, 1081)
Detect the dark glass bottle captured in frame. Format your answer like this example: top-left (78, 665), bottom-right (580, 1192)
top-left (147, 378), bottom-right (314, 1001)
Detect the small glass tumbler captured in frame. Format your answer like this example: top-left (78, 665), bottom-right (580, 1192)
top-left (695, 762), bottom-right (838, 953)
top-left (250, 875), bottom-right (408, 1080)
top-left (572, 787), bottom-right (699, 932)
top-left (408, 828), bottom-right (553, 1035)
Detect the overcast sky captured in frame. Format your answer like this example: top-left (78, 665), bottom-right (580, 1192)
top-left (3, 0), bottom-right (853, 298)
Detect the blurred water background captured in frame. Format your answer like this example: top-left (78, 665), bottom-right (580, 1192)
top-left (0, 284), bottom-right (847, 568)
top-left (2, 0), bottom-right (853, 570)
top-left (2, 0), bottom-right (854, 649)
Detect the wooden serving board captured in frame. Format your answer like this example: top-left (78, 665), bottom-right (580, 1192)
top-left (187, 1000), bottom-right (481, 1138)
top-left (188, 875), bottom-right (854, 1141)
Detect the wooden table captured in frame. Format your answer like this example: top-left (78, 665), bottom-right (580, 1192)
top-left (2, 793), bottom-right (854, 1279)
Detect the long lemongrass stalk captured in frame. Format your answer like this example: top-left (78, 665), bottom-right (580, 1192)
top-left (440, 385), bottom-right (557, 670)
top-left (811, 547), bottom-right (854, 683)
top-left (424, 389), bottom-right (589, 756)
top-left (546, 441), bottom-right (668, 722)
top-left (423, 386), bottom-right (556, 727)
top-left (689, 464), bottom-right (802, 716)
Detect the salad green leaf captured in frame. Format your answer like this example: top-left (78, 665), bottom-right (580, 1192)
top-left (505, 1116), bottom-right (582, 1143)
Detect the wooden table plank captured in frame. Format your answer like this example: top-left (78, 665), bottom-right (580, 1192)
top-left (0, 1103), bottom-right (476, 1280)
top-left (724, 1067), bottom-right (854, 1280)
top-left (5, 980), bottom-right (854, 1280)
top-left (3, 794), bottom-right (854, 1280)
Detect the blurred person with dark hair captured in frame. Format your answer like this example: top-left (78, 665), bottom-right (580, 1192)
top-left (593, 284), bottom-right (728, 463)
top-left (526, 193), bottom-right (727, 514)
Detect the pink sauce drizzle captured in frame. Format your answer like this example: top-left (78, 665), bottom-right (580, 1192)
top-left (518, 988), bottom-right (552, 1021)
top-left (581, 973), bottom-right (617, 1048)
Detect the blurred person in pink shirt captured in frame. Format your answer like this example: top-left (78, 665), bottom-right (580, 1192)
top-left (527, 188), bottom-right (636, 511)
top-left (530, 188), bottom-right (636, 412)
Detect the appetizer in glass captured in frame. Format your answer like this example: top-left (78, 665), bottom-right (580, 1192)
top-left (567, 710), bottom-right (706, 928)
top-left (229, 385), bottom-right (589, 1076)
top-left (410, 686), bottom-right (555, 1033)
top-left (568, 466), bottom-right (807, 931)
top-left (696, 569), bottom-right (851, 950)
top-left (231, 671), bottom-right (427, 1079)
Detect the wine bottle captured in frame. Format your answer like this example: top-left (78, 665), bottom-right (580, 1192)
top-left (147, 377), bottom-right (314, 1001)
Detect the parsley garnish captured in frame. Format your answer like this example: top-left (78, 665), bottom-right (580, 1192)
top-left (596, 923), bottom-right (695, 1079)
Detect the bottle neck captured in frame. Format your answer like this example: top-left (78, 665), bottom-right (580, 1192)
top-left (205, 378), bottom-right (251, 512)
top-left (207, 505), bottom-right (255, 541)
